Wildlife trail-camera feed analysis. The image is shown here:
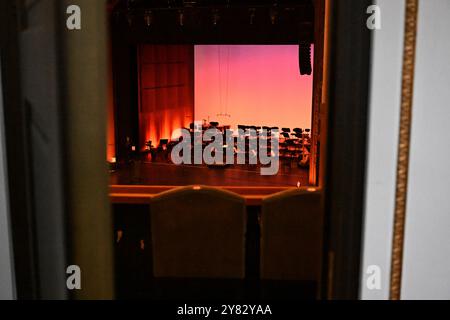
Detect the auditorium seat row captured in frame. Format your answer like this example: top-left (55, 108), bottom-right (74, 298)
top-left (144, 186), bottom-right (322, 280)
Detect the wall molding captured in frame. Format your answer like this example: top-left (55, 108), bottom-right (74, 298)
top-left (390, 0), bottom-right (419, 300)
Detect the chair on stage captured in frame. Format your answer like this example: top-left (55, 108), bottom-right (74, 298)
top-left (278, 132), bottom-right (290, 165)
top-left (260, 189), bottom-right (323, 299)
top-left (293, 128), bottom-right (303, 139)
top-left (291, 128), bottom-right (301, 139)
top-left (304, 128), bottom-right (311, 137)
top-left (158, 139), bottom-right (169, 149)
top-left (154, 139), bottom-right (170, 162)
top-left (150, 186), bottom-right (247, 299)
top-left (286, 139), bottom-right (302, 166)
top-left (237, 124), bottom-right (247, 132)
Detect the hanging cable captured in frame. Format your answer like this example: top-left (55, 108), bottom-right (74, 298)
top-left (218, 45), bottom-right (223, 116)
top-left (225, 45), bottom-right (230, 118)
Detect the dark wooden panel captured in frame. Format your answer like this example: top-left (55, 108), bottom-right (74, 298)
top-left (138, 45), bottom-right (194, 147)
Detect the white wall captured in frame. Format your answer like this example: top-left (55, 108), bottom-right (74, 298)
top-left (362, 0), bottom-right (450, 300)
top-left (360, 0), bottom-right (405, 300)
top-left (401, 0), bottom-right (450, 299)
top-left (0, 57), bottom-right (16, 299)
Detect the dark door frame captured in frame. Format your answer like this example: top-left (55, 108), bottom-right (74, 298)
top-left (110, 0), bottom-right (374, 300)
top-left (1, 0), bottom-right (372, 300)
top-left (322, 0), bottom-right (372, 299)
top-left (0, 0), bottom-right (39, 299)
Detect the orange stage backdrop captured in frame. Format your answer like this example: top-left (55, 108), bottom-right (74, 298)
top-left (195, 45), bottom-right (313, 131)
top-left (138, 45), bottom-right (194, 148)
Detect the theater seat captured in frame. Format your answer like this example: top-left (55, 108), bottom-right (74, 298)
top-left (260, 189), bottom-right (323, 285)
top-left (151, 186), bottom-right (246, 279)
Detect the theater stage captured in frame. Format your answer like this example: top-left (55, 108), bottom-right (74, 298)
top-left (110, 162), bottom-right (309, 187)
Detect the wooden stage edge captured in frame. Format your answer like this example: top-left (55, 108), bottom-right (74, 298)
top-left (110, 185), bottom-right (321, 206)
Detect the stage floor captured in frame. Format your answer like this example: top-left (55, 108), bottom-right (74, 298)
top-left (110, 162), bottom-right (310, 187)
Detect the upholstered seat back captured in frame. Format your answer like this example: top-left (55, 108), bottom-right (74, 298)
top-left (151, 186), bottom-right (246, 279)
top-left (260, 189), bottom-right (323, 281)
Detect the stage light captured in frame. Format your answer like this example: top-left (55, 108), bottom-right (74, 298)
top-left (270, 8), bottom-right (278, 25)
top-left (178, 10), bottom-right (184, 27)
top-left (126, 12), bottom-right (133, 26)
top-left (126, 0), bottom-right (134, 26)
top-left (212, 9), bottom-right (220, 26)
top-left (167, 0), bottom-right (175, 9)
top-left (249, 8), bottom-right (256, 25)
top-left (144, 10), bottom-right (153, 27)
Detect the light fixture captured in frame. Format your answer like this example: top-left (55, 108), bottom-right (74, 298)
top-left (270, 8), bottom-right (278, 25)
top-left (126, 0), bottom-right (134, 26)
top-left (212, 9), bottom-right (220, 26)
top-left (249, 8), bottom-right (256, 25)
top-left (178, 10), bottom-right (184, 27)
top-left (126, 12), bottom-right (133, 26)
top-left (144, 10), bottom-right (153, 27)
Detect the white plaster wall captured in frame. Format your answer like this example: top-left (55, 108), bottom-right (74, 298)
top-left (401, 0), bottom-right (450, 300)
top-left (360, 0), bottom-right (405, 300)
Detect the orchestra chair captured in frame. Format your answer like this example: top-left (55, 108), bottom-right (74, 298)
top-left (260, 189), bottom-right (323, 299)
top-left (156, 139), bottom-right (169, 162)
top-left (278, 133), bottom-right (290, 165)
top-left (293, 128), bottom-right (303, 140)
top-left (304, 128), bottom-right (311, 138)
top-left (150, 186), bottom-right (247, 299)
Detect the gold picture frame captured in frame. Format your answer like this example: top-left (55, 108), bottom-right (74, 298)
top-left (390, 0), bottom-right (419, 300)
